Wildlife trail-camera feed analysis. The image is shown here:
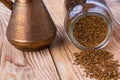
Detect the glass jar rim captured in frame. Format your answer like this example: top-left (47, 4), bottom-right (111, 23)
top-left (67, 12), bottom-right (112, 50)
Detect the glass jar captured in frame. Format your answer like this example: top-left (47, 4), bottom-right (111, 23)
top-left (65, 0), bottom-right (113, 50)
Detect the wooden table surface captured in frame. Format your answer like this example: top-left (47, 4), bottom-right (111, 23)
top-left (0, 0), bottom-right (120, 80)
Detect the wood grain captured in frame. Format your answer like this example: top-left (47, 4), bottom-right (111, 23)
top-left (0, 0), bottom-right (120, 80)
top-left (0, 1), bottom-right (60, 80)
top-left (48, 0), bottom-right (120, 80)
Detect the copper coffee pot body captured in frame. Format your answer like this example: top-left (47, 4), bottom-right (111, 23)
top-left (4, 0), bottom-right (57, 51)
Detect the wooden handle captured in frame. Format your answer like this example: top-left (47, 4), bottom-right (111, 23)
top-left (0, 0), bottom-right (13, 10)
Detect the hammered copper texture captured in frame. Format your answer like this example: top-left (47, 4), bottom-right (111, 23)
top-left (6, 0), bottom-right (57, 51)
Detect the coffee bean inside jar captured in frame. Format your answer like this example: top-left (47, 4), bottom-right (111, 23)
top-left (73, 15), bottom-right (108, 48)
top-left (65, 0), bottom-right (113, 50)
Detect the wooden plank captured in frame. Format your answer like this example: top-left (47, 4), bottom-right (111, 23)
top-left (46, 0), bottom-right (91, 80)
top-left (0, 2), bottom-right (60, 80)
top-left (106, 0), bottom-right (120, 26)
top-left (0, 0), bottom-right (120, 80)
top-left (103, 0), bottom-right (120, 61)
top-left (48, 0), bottom-right (120, 80)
